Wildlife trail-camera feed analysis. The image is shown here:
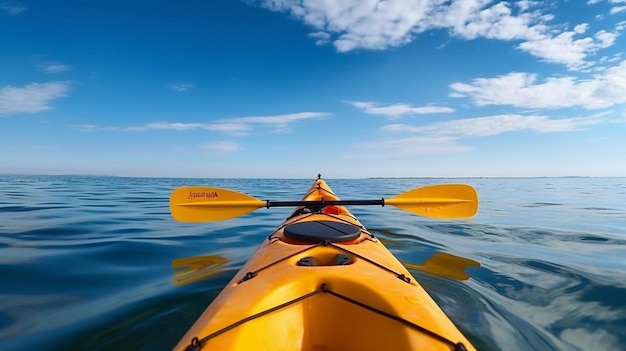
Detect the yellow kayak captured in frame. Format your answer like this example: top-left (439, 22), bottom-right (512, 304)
top-left (170, 176), bottom-right (478, 351)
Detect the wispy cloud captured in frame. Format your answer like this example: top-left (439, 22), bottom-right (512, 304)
top-left (169, 83), bottom-right (195, 92)
top-left (383, 112), bottom-right (614, 137)
top-left (588, 0), bottom-right (626, 14)
top-left (231, 112), bottom-right (328, 129)
top-left (126, 122), bottom-right (250, 134)
top-left (360, 135), bottom-right (471, 154)
top-left (347, 101), bottom-right (454, 119)
top-left (74, 121), bottom-right (251, 134)
top-left (74, 112), bottom-right (328, 135)
top-left (0, 1), bottom-right (26, 15)
top-left (252, 0), bottom-right (622, 69)
top-left (611, 6), bottom-right (626, 14)
top-left (450, 59), bottom-right (626, 109)
top-left (40, 64), bottom-right (70, 74)
top-left (362, 111), bottom-right (618, 154)
top-left (202, 141), bottom-right (243, 153)
top-left (308, 31), bottom-right (331, 45)
top-left (0, 82), bottom-right (70, 115)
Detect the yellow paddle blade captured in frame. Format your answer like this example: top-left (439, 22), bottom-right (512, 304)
top-left (386, 184), bottom-right (478, 219)
top-left (170, 184), bottom-right (478, 222)
top-left (170, 187), bottom-right (266, 222)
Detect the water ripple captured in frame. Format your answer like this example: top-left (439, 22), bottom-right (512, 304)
top-left (0, 175), bottom-right (625, 351)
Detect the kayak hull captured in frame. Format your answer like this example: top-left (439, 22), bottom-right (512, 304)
top-left (174, 179), bottom-right (475, 351)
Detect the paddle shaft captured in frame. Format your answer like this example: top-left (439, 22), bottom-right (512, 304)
top-left (264, 199), bottom-right (384, 208)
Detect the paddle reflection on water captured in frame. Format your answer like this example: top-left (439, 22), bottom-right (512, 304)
top-left (376, 230), bottom-right (480, 281)
top-left (170, 250), bottom-right (480, 287)
top-left (171, 255), bottom-right (230, 286)
top-left (403, 252), bottom-right (481, 281)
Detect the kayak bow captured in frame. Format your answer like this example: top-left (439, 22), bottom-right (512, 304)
top-left (171, 177), bottom-right (477, 351)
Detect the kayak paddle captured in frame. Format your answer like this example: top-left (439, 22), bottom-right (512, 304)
top-left (170, 184), bottom-right (478, 222)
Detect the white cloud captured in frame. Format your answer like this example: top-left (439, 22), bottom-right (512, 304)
top-left (169, 83), bottom-right (194, 92)
top-left (0, 1), bottom-right (26, 15)
top-left (72, 124), bottom-right (105, 131)
top-left (588, 0), bottom-right (626, 15)
top-left (0, 82), bottom-right (70, 115)
top-left (383, 112), bottom-right (614, 137)
top-left (252, 0), bottom-right (622, 70)
top-left (232, 112), bottom-right (326, 125)
top-left (75, 112), bottom-right (328, 135)
top-left (517, 1), bottom-right (542, 12)
top-left (363, 111), bottom-right (617, 154)
top-left (40, 64), bottom-right (70, 73)
top-left (517, 25), bottom-right (620, 70)
top-left (450, 59), bottom-right (626, 109)
top-left (347, 101), bottom-right (454, 119)
top-left (309, 31), bottom-right (331, 45)
top-left (142, 122), bottom-right (205, 131)
top-left (255, 0), bottom-right (526, 52)
top-left (202, 141), bottom-right (243, 153)
top-left (429, 1), bottom-right (549, 41)
top-left (223, 112), bottom-right (329, 133)
top-left (611, 6), bottom-right (626, 14)
top-left (360, 135), bottom-right (471, 154)
top-left (128, 122), bottom-right (250, 134)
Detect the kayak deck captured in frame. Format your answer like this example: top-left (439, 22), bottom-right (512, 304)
top-left (174, 178), bottom-right (475, 351)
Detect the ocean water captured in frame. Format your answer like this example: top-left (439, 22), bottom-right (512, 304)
top-left (1, 175), bottom-right (625, 351)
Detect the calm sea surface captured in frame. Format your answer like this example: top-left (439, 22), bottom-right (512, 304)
top-left (1, 176), bottom-right (625, 351)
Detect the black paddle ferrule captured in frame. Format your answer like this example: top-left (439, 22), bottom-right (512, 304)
top-left (269, 199), bottom-right (385, 207)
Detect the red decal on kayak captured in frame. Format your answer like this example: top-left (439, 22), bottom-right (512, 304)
top-left (188, 191), bottom-right (219, 200)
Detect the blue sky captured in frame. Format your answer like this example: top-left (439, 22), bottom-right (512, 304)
top-left (1, 0), bottom-right (625, 178)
